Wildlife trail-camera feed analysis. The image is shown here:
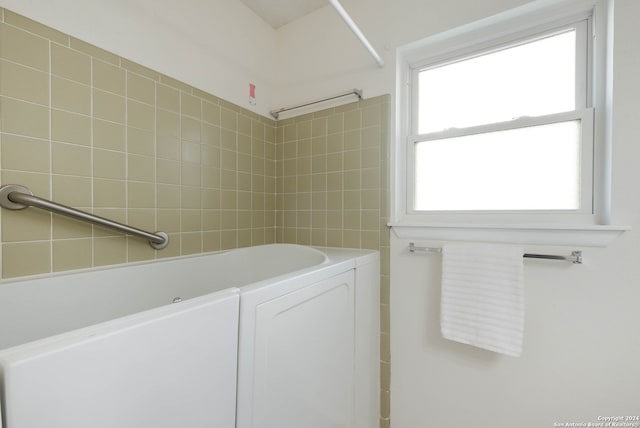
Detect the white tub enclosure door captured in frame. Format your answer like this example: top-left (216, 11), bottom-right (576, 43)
top-left (0, 289), bottom-right (239, 428)
top-left (238, 270), bottom-right (356, 428)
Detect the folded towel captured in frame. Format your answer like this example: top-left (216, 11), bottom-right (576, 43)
top-left (440, 243), bottom-right (524, 357)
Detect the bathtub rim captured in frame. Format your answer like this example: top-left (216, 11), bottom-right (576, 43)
top-left (0, 243), bottom-right (328, 287)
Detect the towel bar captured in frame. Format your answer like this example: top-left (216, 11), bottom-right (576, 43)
top-left (408, 242), bottom-right (582, 264)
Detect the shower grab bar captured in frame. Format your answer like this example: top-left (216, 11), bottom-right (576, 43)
top-left (0, 184), bottom-right (169, 250)
top-left (408, 242), bottom-right (582, 264)
top-left (270, 89), bottom-right (362, 119)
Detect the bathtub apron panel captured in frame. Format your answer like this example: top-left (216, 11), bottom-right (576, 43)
top-left (0, 290), bottom-right (239, 428)
top-left (237, 270), bottom-right (356, 428)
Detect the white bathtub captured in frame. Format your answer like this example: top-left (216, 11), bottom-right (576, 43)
top-left (0, 244), bottom-right (379, 428)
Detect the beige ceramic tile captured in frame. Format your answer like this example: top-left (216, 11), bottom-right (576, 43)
top-left (127, 127), bottom-right (154, 156)
top-left (94, 236), bottom-right (127, 267)
top-left (93, 58), bottom-right (125, 95)
top-left (128, 154), bottom-right (155, 182)
top-left (52, 76), bottom-right (91, 114)
top-left (0, 23), bottom-right (49, 71)
top-left (51, 109), bottom-right (90, 145)
top-left (93, 119), bottom-right (125, 151)
top-left (156, 184), bottom-right (180, 209)
top-left (51, 43), bottom-right (90, 84)
top-left (1, 207), bottom-right (51, 242)
top-left (4, 10), bottom-right (68, 44)
top-left (93, 89), bottom-right (126, 123)
top-left (52, 175), bottom-right (91, 207)
top-left (0, 59), bottom-right (48, 105)
top-left (70, 38), bottom-right (119, 65)
top-left (127, 99), bottom-right (154, 131)
top-left (182, 232), bottom-right (203, 255)
top-left (128, 182), bottom-right (155, 208)
top-left (156, 109), bottom-right (180, 137)
top-left (93, 178), bottom-right (126, 208)
top-left (53, 238), bottom-right (93, 271)
top-left (127, 72), bottom-right (155, 105)
top-left (52, 142), bottom-right (91, 176)
top-left (2, 241), bottom-right (51, 278)
top-left (181, 93), bottom-right (201, 119)
top-left (52, 213), bottom-right (92, 239)
top-left (1, 134), bottom-right (50, 173)
top-left (156, 83), bottom-right (179, 113)
top-left (1, 97), bottom-right (49, 139)
top-left (94, 149), bottom-right (125, 180)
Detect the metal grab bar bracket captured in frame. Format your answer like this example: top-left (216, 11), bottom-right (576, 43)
top-left (0, 184), bottom-right (169, 250)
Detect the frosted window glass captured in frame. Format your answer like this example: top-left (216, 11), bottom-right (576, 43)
top-left (418, 31), bottom-right (576, 134)
top-left (414, 121), bottom-right (581, 211)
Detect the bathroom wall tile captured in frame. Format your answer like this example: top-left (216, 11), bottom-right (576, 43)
top-left (157, 184), bottom-right (180, 209)
top-left (52, 76), bottom-right (91, 114)
top-left (203, 101), bottom-right (221, 126)
top-left (52, 142), bottom-right (91, 176)
top-left (128, 182), bottom-right (155, 208)
top-left (51, 109), bottom-right (90, 145)
top-left (237, 114), bottom-right (251, 136)
top-left (156, 109), bottom-right (180, 137)
top-left (127, 127), bottom-right (154, 156)
top-left (220, 107), bottom-right (237, 131)
top-left (127, 72), bottom-right (155, 105)
top-left (128, 99), bottom-right (155, 131)
top-left (0, 23), bottom-right (49, 71)
top-left (70, 38), bottom-right (119, 65)
top-left (1, 97), bottom-right (49, 139)
top-left (182, 232), bottom-right (203, 255)
top-left (51, 43), bottom-right (90, 84)
top-left (157, 209), bottom-right (180, 233)
top-left (2, 241), bottom-right (50, 278)
top-left (4, 10), bottom-right (68, 45)
top-left (53, 238), bottom-right (93, 272)
top-left (93, 89), bottom-right (126, 123)
top-left (156, 134), bottom-right (181, 161)
top-left (121, 59), bottom-right (158, 81)
top-left (94, 236), bottom-right (127, 267)
top-left (156, 83), bottom-right (180, 113)
top-left (94, 119), bottom-right (126, 151)
top-left (1, 207), bottom-right (50, 242)
top-left (94, 149), bottom-right (126, 180)
top-left (181, 185), bottom-right (201, 209)
top-left (93, 58), bottom-right (125, 96)
top-left (159, 74), bottom-right (192, 93)
top-left (52, 175), bottom-right (91, 207)
top-left (156, 159), bottom-right (180, 185)
top-left (1, 134), bottom-right (50, 173)
top-left (52, 214), bottom-right (92, 239)
top-left (0, 59), bottom-right (49, 105)
top-left (128, 154), bottom-right (155, 183)
top-left (181, 116), bottom-right (201, 142)
top-left (180, 92), bottom-right (202, 121)
top-left (93, 178), bottom-right (126, 208)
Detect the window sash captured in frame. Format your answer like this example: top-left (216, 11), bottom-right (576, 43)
top-left (406, 108), bottom-right (594, 216)
top-left (409, 17), bottom-right (590, 136)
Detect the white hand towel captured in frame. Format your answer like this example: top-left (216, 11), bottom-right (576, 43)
top-left (440, 243), bottom-right (524, 357)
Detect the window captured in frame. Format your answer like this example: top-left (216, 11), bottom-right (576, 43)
top-left (395, 0), bottom-right (614, 234)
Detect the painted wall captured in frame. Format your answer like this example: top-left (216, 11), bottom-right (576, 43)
top-left (0, 0), bottom-right (278, 117)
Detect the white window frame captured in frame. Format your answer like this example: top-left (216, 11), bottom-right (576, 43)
top-left (391, 0), bottom-right (628, 246)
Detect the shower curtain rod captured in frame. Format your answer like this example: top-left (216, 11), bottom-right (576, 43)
top-left (269, 89), bottom-right (362, 120)
top-left (328, 0), bottom-right (384, 67)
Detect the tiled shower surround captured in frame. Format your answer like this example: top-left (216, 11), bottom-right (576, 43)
top-left (0, 8), bottom-right (390, 427)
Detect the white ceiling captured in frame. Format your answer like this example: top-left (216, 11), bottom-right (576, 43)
top-left (238, 0), bottom-right (328, 28)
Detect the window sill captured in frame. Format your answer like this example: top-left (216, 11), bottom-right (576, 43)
top-left (388, 222), bottom-right (630, 247)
